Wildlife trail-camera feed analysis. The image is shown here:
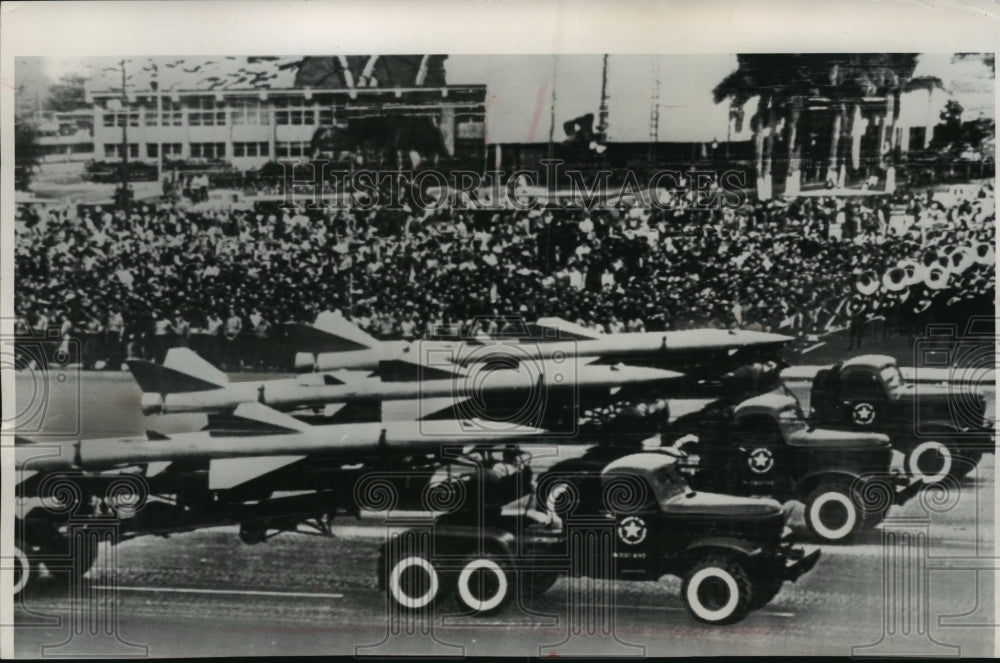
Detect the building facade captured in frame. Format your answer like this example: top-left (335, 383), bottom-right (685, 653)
top-left (88, 85), bottom-right (487, 171)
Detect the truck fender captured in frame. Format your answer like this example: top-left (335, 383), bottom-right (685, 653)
top-left (684, 536), bottom-right (761, 560)
top-left (794, 469), bottom-right (864, 498)
top-left (906, 421), bottom-right (964, 445)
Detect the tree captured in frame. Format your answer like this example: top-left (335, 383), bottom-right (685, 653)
top-left (933, 99), bottom-right (964, 149)
top-left (15, 118), bottom-right (41, 191)
top-left (48, 73), bottom-right (89, 111)
top-left (713, 54), bottom-right (919, 198)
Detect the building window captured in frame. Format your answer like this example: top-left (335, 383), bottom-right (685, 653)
top-left (144, 111), bottom-right (160, 126)
top-left (231, 100), bottom-right (270, 125)
top-left (275, 141), bottom-right (312, 158)
top-left (104, 143), bottom-right (139, 159)
top-left (161, 100), bottom-right (183, 126)
top-left (147, 143), bottom-right (182, 159)
top-left (233, 141), bottom-right (270, 157)
top-left (189, 111), bottom-right (227, 127)
top-left (105, 112), bottom-right (140, 128)
top-left (275, 108), bottom-right (315, 126)
top-left (187, 97), bottom-right (227, 127)
top-left (190, 142), bottom-right (226, 159)
top-left (318, 108), bottom-right (334, 125)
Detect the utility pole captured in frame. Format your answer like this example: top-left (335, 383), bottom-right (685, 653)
top-left (648, 57), bottom-right (660, 166)
top-left (119, 59), bottom-right (130, 208)
top-left (152, 62), bottom-right (162, 185)
top-left (596, 54), bottom-right (609, 143)
top-left (547, 54), bottom-right (558, 162)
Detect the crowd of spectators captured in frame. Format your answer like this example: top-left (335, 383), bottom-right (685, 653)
top-left (14, 178), bottom-right (995, 370)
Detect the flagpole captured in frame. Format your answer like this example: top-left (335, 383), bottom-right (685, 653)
top-left (547, 54), bottom-right (557, 162)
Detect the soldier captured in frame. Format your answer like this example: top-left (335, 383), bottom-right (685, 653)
top-left (846, 294), bottom-right (868, 351)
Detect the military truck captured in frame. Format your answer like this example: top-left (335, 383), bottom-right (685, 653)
top-left (808, 355), bottom-right (993, 482)
top-left (537, 392), bottom-right (921, 542)
top-left (379, 450), bottom-right (819, 625)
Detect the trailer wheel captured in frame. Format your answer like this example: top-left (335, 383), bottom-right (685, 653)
top-left (804, 482), bottom-right (861, 542)
top-left (387, 554), bottom-right (444, 611)
top-left (681, 557), bottom-right (752, 625)
top-left (455, 555), bottom-right (513, 615)
top-left (13, 536), bottom-right (35, 597)
top-left (906, 441), bottom-right (952, 483)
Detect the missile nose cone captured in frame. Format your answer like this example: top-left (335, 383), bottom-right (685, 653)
top-left (732, 330), bottom-right (794, 345)
top-left (613, 364), bottom-right (684, 383)
top-left (140, 393), bottom-right (164, 416)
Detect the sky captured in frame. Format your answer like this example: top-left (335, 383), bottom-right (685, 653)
top-left (38, 53), bottom-right (995, 144)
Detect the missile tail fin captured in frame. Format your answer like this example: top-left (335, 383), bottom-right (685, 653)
top-left (531, 317), bottom-right (601, 340)
top-left (128, 348), bottom-right (228, 394)
top-left (286, 310), bottom-right (379, 353)
top-left (377, 359), bottom-right (465, 382)
top-left (313, 310), bottom-right (379, 350)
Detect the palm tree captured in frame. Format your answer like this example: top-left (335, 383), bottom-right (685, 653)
top-left (714, 54), bottom-right (919, 198)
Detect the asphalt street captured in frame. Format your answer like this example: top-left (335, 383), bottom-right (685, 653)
top-left (9, 369), bottom-right (997, 657)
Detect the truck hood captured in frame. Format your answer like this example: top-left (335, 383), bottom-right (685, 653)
top-left (889, 382), bottom-right (952, 402)
top-left (787, 427), bottom-right (891, 449)
top-left (662, 491), bottom-right (783, 518)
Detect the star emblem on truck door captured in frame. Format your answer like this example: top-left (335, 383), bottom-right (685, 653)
top-left (852, 402), bottom-right (876, 425)
top-left (618, 516), bottom-right (647, 545)
top-left (748, 448), bottom-right (774, 474)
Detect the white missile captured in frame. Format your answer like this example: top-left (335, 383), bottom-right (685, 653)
top-left (129, 347), bottom-right (682, 416)
top-left (291, 312), bottom-right (792, 373)
top-left (15, 403), bottom-right (547, 477)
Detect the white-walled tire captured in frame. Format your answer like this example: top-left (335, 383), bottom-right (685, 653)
top-left (804, 484), bottom-right (861, 542)
top-left (387, 555), bottom-right (442, 611)
top-left (906, 441), bottom-right (953, 483)
top-left (681, 557), bottom-right (752, 625)
top-left (455, 556), bottom-right (512, 615)
top-left (13, 541), bottom-right (32, 596)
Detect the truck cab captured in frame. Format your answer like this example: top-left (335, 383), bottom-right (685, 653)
top-left (539, 391), bottom-right (919, 543)
top-left (808, 354), bottom-right (991, 481)
top-left (380, 450), bottom-right (819, 626)
top-left (674, 392), bottom-right (918, 542)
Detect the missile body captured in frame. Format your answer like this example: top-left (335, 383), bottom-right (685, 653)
top-left (136, 353), bottom-right (681, 415)
top-left (15, 408), bottom-right (545, 474)
top-left (296, 329), bottom-right (791, 373)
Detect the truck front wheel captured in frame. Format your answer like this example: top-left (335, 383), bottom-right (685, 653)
top-left (681, 557), bottom-right (752, 625)
top-left (906, 441), bottom-right (952, 483)
top-left (804, 483), bottom-right (861, 542)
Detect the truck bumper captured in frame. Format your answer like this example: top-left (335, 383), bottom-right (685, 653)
top-left (782, 546), bottom-right (821, 581)
top-left (893, 477), bottom-right (924, 506)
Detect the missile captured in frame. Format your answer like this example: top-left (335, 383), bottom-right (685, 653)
top-left (291, 312), bottom-right (792, 373)
top-left (15, 403), bottom-right (547, 479)
top-left (129, 347), bottom-right (682, 416)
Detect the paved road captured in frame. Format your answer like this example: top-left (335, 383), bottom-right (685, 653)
top-left (10, 370), bottom-right (997, 657)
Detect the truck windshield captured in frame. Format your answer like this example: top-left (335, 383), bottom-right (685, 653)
top-left (778, 405), bottom-right (809, 432)
top-left (880, 365), bottom-right (905, 390)
top-left (653, 464), bottom-right (689, 499)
